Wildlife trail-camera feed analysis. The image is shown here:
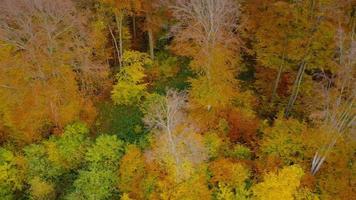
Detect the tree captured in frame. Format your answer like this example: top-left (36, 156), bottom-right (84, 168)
top-left (118, 145), bottom-right (146, 199)
top-left (209, 158), bottom-right (251, 200)
top-left (311, 18), bottom-right (355, 175)
top-left (142, 89), bottom-right (187, 137)
top-left (111, 51), bottom-right (151, 105)
top-left (142, 89), bottom-right (187, 176)
top-left (141, 0), bottom-right (168, 59)
top-left (17, 123), bottom-right (90, 199)
top-left (23, 123), bottom-right (90, 181)
top-left (68, 134), bottom-right (125, 200)
top-left (24, 144), bottom-right (65, 181)
top-left (68, 169), bottom-right (118, 200)
top-left (0, 148), bottom-right (26, 200)
top-left (156, 165), bottom-right (211, 200)
top-left (259, 115), bottom-right (306, 165)
top-left (252, 165), bottom-right (305, 200)
top-left (28, 177), bottom-right (55, 200)
top-left (282, 0), bottom-right (337, 117)
top-left (252, 1), bottom-right (301, 101)
top-left (0, 0), bottom-right (108, 143)
top-left (170, 0), bottom-right (241, 111)
top-left (142, 89), bottom-right (208, 182)
top-left (170, 0), bottom-right (240, 59)
top-left (99, 0), bottom-right (143, 66)
top-left (244, 0), bottom-right (337, 117)
top-left (85, 135), bottom-right (125, 170)
top-left (50, 122), bottom-right (90, 170)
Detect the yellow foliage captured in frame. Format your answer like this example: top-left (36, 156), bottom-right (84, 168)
top-left (29, 177), bottom-right (55, 200)
top-left (156, 165), bottom-right (211, 200)
top-left (215, 183), bottom-right (235, 200)
top-left (189, 47), bottom-right (238, 110)
top-left (252, 165), bottom-right (304, 200)
top-left (89, 19), bottom-right (111, 61)
top-left (0, 149), bottom-right (26, 192)
top-left (120, 193), bottom-right (134, 200)
top-left (111, 51), bottom-right (151, 105)
top-left (259, 115), bottom-right (307, 165)
top-left (209, 158), bottom-right (250, 188)
top-left (215, 182), bottom-right (251, 200)
top-left (294, 188), bottom-right (320, 200)
top-left (101, 0), bottom-right (142, 14)
top-left (118, 145), bottom-right (146, 199)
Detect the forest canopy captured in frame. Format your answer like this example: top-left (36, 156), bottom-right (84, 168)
top-left (0, 0), bottom-right (355, 199)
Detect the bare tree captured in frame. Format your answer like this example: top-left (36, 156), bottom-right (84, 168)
top-left (0, 0), bottom-right (108, 96)
top-left (167, 0), bottom-right (240, 110)
top-left (0, 0), bottom-right (109, 139)
top-left (142, 89), bottom-right (187, 166)
top-left (142, 89), bottom-right (188, 131)
top-left (0, 0), bottom-right (80, 53)
top-left (142, 89), bottom-right (207, 180)
top-left (169, 0), bottom-right (240, 55)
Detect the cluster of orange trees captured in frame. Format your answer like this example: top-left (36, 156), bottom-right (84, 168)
top-left (0, 0), bottom-right (354, 199)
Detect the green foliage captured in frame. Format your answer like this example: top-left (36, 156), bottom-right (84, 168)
top-left (67, 169), bottom-right (118, 200)
top-left (111, 51), bottom-right (151, 105)
top-left (85, 134), bottom-right (125, 170)
top-left (24, 144), bottom-right (65, 180)
top-left (50, 122), bottom-right (90, 169)
top-left (152, 51), bottom-right (180, 79)
top-left (0, 148), bottom-right (24, 200)
top-left (96, 102), bottom-right (146, 143)
top-left (203, 132), bottom-right (224, 159)
top-left (24, 122), bottom-right (91, 181)
top-left (226, 144), bottom-right (252, 160)
top-left (66, 131), bottom-right (124, 200)
top-left (149, 51), bottom-right (193, 94)
top-left (0, 122), bottom-right (92, 199)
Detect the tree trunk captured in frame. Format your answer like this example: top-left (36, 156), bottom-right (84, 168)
top-left (271, 51), bottom-right (286, 102)
top-left (108, 25), bottom-right (120, 67)
top-left (115, 13), bottom-right (124, 67)
top-left (148, 28), bottom-right (154, 60)
top-left (166, 123), bottom-right (179, 181)
top-left (132, 14), bottom-right (136, 41)
top-left (271, 64), bottom-right (283, 102)
top-left (284, 62), bottom-right (306, 117)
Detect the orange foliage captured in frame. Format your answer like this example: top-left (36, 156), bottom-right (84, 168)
top-left (255, 155), bottom-right (283, 176)
top-left (300, 172), bottom-right (316, 190)
top-left (118, 145), bottom-right (147, 199)
top-left (209, 158), bottom-right (250, 187)
top-left (254, 66), bottom-right (294, 100)
top-left (0, 0), bottom-right (108, 144)
top-left (226, 109), bottom-right (259, 146)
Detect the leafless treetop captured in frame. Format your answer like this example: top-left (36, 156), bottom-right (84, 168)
top-left (170, 0), bottom-right (240, 51)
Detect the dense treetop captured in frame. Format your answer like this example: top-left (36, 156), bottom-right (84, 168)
top-left (0, 0), bottom-right (355, 199)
